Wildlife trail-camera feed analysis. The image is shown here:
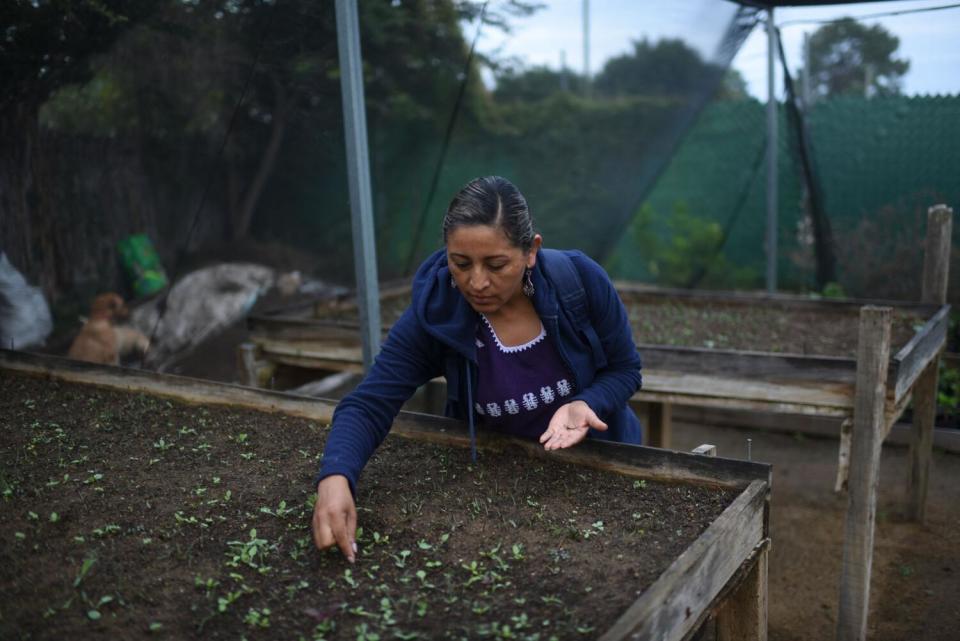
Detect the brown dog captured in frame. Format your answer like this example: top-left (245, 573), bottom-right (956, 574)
top-left (67, 293), bottom-right (150, 365)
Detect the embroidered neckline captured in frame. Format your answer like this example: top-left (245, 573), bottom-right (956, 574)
top-left (481, 314), bottom-right (546, 354)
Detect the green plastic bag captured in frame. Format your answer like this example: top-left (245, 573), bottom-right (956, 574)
top-left (117, 234), bottom-right (168, 298)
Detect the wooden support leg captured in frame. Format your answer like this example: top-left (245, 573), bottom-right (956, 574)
top-left (236, 342), bottom-right (275, 389)
top-left (837, 307), bottom-right (892, 641)
top-left (717, 544), bottom-right (769, 641)
top-left (834, 417), bottom-right (853, 493)
top-left (645, 402), bottom-right (672, 449)
top-left (907, 204), bottom-right (953, 522)
top-left (907, 359), bottom-right (939, 522)
top-left (238, 343), bottom-right (260, 387)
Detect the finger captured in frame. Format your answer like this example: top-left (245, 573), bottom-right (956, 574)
top-left (332, 513), bottom-right (355, 563)
top-left (581, 407), bottom-right (608, 431)
top-left (346, 506), bottom-right (358, 557)
top-left (590, 418), bottom-right (609, 431)
top-left (312, 516), bottom-right (335, 551)
top-left (544, 426), bottom-right (574, 451)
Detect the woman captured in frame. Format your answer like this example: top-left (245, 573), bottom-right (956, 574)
top-left (312, 176), bottom-right (643, 561)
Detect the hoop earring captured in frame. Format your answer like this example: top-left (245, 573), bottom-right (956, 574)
top-left (522, 267), bottom-right (535, 297)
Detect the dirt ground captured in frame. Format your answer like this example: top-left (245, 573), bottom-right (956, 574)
top-left (670, 420), bottom-right (960, 641)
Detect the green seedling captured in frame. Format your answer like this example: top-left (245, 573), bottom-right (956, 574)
top-left (244, 607), bottom-right (271, 628)
top-left (226, 529), bottom-right (273, 572)
top-left (343, 569), bottom-right (357, 588)
top-left (633, 479), bottom-right (647, 490)
top-left (260, 499), bottom-right (293, 518)
top-left (354, 623), bottom-right (380, 641)
top-left (92, 524), bottom-right (121, 538)
top-left (153, 438), bottom-right (172, 452)
top-left (392, 549), bottom-right (412, 568)
top-left (74, 556), bottom-right (96, 587)
top-left (378, 597), bottom-right (397, 625)
top-left (194, 576), bottom-right (220, 593)
top-left (217, 589), bottom-right (244, 613)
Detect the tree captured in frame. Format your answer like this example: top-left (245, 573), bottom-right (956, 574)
top-left (800, 17), bottom-right (909, 99)
top-left (593, 38), bottom-right (715, 98)
top-left (493, 65), bottom-right (580, 103)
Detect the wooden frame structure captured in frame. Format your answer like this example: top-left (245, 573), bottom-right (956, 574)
top-left (0, 348), bottom-right (771, 641)
top-left (239, 204), bottom-right (952, 641)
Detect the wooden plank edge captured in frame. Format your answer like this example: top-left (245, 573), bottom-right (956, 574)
top-left (672, 407), bottom-right (960, 455)
top-left (892, 304), bottom-right (950, 402)
top-left (613, 280), bottom-right (940, 315)
top-left (681, 538), bottom-right (772, 641)
top-left (1, 349), bottom-right (340, 423)
top-left (598, 480), bottom-right (769, 641)
top-left (632, 391), bottom-right (851, 417)
top-left (389, 424), bottom-right (771, 491)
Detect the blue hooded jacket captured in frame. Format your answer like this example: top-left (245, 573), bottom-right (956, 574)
top-left (316, 248), bottom-right (643, 493)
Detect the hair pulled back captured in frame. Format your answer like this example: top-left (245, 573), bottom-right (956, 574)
top-left (442, 176), bottom-right (536, 251)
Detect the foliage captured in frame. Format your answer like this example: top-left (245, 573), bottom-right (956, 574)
top-left (799, 17), bottom-right (909, 99)
top-left (625, 201), bottom-right (757, 289)
top-left (593, 38), bottom-right (720, 99)
top-left (938, 361), bottom-right (960, 422)
top-left (0, 0), bottom-right (156, 112)
top-left (493, 65), bottom-right (580, 103)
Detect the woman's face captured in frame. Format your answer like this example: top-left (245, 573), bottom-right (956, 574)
top-left (446, 224), bottom-right (541, 315)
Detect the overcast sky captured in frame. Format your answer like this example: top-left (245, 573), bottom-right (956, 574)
top-left (469, 0), bottom-right (960, 98)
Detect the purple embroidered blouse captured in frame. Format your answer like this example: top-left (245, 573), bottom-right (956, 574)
top-left (474, 315), bottom-right (574, 440)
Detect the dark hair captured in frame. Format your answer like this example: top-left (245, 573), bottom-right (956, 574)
top-left (442, 176), bottom-right (536, 251)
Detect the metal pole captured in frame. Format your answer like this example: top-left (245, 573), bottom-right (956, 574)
top-left (335, 0), bottom-right (381, 371)
top-left (582, 0), bottom-right (590, 96)
top-left (802, 32), bottom-right (812, 110)
top-left (765, 8), bottom-right (778, 293)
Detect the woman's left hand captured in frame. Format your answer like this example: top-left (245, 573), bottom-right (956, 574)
top-left (540, 400), bottom-right (608, 451)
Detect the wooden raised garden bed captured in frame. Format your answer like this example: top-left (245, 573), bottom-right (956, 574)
top-left (1, 349), bottom-right (770, 641)
top-left (239, 205), bottom-right (953, 641)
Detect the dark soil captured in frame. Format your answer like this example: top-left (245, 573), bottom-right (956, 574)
top-left (0, 372), bottom-right (735, 640)
top-left (310, 292), bottom-right (925, 359)
top-left (627, 300), bottom-right (923, 357)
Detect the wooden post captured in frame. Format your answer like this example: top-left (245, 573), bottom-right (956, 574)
top-left (647, 401), bottom-right (673, 448)
top-left (238, 342), bottom-right (260, 387)
top-left (837, 306), bottom-right (892, 641)
top-left (717, 544), bottom-right (769, 641)
top-left (907, 204), bottom-right (953, 522)
top-left (834, 417), bottom-right (853, 493)
top-left (237, 342), bottom-right (275, 389)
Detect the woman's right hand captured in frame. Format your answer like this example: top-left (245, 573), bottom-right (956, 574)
top-left (311, 474), bottom-right (357, 563)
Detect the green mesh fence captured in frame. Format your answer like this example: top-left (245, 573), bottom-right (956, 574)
top-left (606, 94), bottom-right (960, 299)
